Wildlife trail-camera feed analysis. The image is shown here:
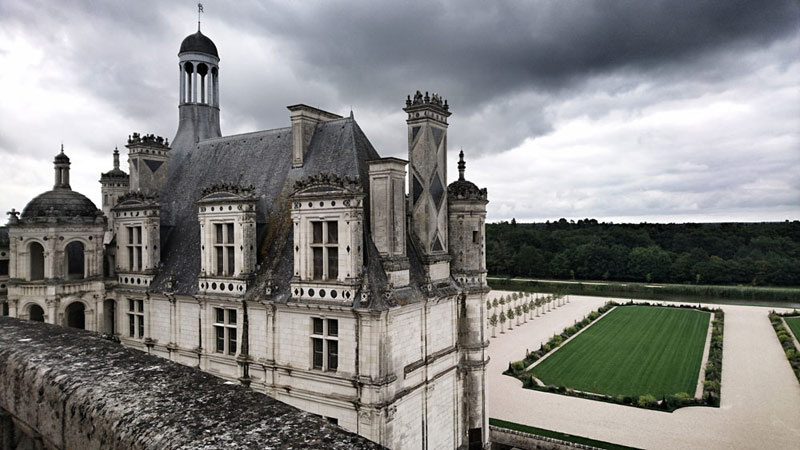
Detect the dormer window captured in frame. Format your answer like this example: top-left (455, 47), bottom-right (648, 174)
top-left (196, 183), bottom-right (257, 295)
top-left (127, 226), bottom-right (143, 271)
top-left (311, 221), bottom-right (338, 280)
top-left (289, 173), bottom-right (364, 304)
top-left (214, 223), bottom-right (235, 276)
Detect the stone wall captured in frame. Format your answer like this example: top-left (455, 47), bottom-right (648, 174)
top-left (0, 317), bottom-right (383, 449)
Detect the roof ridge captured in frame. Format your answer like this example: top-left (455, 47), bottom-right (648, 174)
top-left (200, 126), bottom-right (293, 144)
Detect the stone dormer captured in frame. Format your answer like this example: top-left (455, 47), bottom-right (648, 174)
top-left (290, 173), bottom-right (364, 304)
top-left (112, 191), bottom-right (161, 288)
top-left (196, 183), bottom-right (257, 296)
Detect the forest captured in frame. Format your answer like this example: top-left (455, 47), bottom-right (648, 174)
top-left (486, 219), bottom-right (800, 287)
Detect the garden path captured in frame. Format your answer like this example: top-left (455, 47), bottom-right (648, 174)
top-left (487, 291), bottom-right (800, 450)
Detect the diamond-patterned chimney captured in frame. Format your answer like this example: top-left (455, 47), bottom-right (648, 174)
top-left (404, 91), bottom-right (451, 265)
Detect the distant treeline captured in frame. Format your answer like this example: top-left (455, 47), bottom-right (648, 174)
top-left (487, 219), bottom-right (800, 286)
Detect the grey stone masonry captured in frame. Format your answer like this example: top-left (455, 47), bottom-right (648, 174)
top-left (0, 317), bottom-right (384, 450)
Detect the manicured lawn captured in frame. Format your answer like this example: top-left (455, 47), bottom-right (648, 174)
top-left (531, 305), bottom-right (710, 398)
top-left (785, 316), bottom-right (800, 341)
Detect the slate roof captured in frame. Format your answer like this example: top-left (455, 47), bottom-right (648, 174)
top-left (152, 116), bottom-right (428, 309)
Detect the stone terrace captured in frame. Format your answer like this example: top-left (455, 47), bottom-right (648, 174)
top-left (0, 317), bottom-right (384, 450)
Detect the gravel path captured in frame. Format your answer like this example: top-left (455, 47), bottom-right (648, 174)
top-left (487, 291), bottom-right (800, 450)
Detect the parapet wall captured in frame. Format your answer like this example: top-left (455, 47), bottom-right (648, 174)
top-left (0, 317), bottom-right (383, 449)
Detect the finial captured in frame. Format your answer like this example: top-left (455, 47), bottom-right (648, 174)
top-left (197, 3), bottom-right (204, 31)
top-left (60, 142), bottom-right (64, 154)
top-left (458, 149), bottom-right (466, 181)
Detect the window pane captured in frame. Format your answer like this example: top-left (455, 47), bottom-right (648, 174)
top-left (327, 247), bottom-right (338, 279)
top-left (312, 222), bottom-right (323, 244)
top-left (327, 319), bottom-right (338, 337)
top-left (228, 328), bottom-right (237, 355)
top-left (328, 340), bottom-right (338, 371)
top-left (137, 300), bottom-right (144, 313)
top-left (128, 248), bottom-right (134, 271)
top-left (128, 227), bottom-right (134, 244)
top-left (313, 248), bottom-right (323, 280)
top-left (227, 247), bottom-right (235, 275)
top-left (216, 247), bottom-right (223, 275)
top-left (226, 223), bottom-right (234, 244)
top-left (138, 316), bottom-right (144, 338)
top-left (129, 314), bottom-right (135, 337)
top-left (136, 227), bottom-right (142, 244)
top-left (129, 299), bottom-right (134, 312)
top-left (313, 317), bottom-right (323, 335)
top-left (216, 224), bottom-right (223, 244)
top-left (327, 221), bottom-right (338, 243)
top-left (228, 309), bottom-right (236, 325)
top-left (216, 308), bottom-right (224, 323)
top-left (0, 260), bottom-right (7, 277)
top-left (136, 247), bottom-right (142, 271)
top-left (216, 326), bottom-right (225, 353)
top-left (313, 338), bottom-right (323, 369)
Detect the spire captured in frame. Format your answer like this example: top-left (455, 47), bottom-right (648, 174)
top-left (458, 149), bottom-right (466, 181)
top-left (197, 3), bottom-right (204, 31)
top-left (113, 146), bottom-right (120, 170)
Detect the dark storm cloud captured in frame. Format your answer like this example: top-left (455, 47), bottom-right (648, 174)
top-left (0, 0), bottom-right (797, 222)
top-left (207, 0), bottom-right (800, 153)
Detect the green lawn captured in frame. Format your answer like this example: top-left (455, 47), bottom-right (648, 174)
top-left (785, 316), bottom-right (800, 341)
top-left (531, 305), bottom-right (710, 398)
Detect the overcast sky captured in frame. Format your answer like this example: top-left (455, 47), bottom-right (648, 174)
top-left (1, 0), bottom-right (798, 223)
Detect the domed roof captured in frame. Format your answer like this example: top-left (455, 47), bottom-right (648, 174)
top-left (21, 189), bottom-right (100, 223)
top-left (447, 150), bottom-right (487, 201)
top-left (179, 31), bottom-right (218, 58)
top-left (447, 179), bottom-right (487, 200)
top-left (54, 146), bottom-right (70, 164)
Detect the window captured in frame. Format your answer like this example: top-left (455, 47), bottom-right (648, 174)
top-left (127, 226), bottom-right (143, 271)
top-left (311, 318), bottom-right (339, 371)
top-left (310, 221), bottom-right (338, 280)
top-left (214, 307), bottom-right (238, 355)
top-left (473, 230), bottom-right (480, 244)
top-left (214, 223), bottom-right (236, 276)
top-left (128, 299), bottom-right (144, 338)
top-left (0, 259), bottom-right (8, 276)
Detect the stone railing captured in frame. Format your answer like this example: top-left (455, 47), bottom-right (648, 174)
top-left (0, 317), bottom-right (384, 449)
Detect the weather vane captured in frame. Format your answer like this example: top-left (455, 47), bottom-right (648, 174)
top-left (198, 3), bottom-right (204, 31)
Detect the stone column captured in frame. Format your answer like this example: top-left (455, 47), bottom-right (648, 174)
top-left (179, 63), bottom-right (185, 104)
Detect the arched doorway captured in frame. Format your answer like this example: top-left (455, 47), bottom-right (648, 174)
top-left (29, 304), bottom-right (45, 322)
top-left (65, 302), bottom-right (85, 329)
top-left (29, 242), bottom-right (45, 281)
top-left (103, 299), bottom-right (116, 334)
top-left (65, 241), bottom-right (85, 280)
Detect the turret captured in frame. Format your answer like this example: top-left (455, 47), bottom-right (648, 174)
top-left (172, 28), bottom-right (222, 152)
top-left (403, 91), bottom-right (451, 280)
top-left (447, 150), bottom-right (490, 449)
top-left (53, 145), bottom-right (71, 189)
top-left (99, 147), bottom-right (130, 227)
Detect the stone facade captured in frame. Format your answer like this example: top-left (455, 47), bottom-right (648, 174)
top-left (1, 26), bottom-right (490, 450)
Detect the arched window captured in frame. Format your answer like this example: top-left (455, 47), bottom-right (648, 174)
top-left (29, 304), bottom-right (44, 322)
top-left (29, 242), bottom-right (45, 281)
top-left (65, 302), bottom-right (85, 329)
top-left (65, 241), bottom-right (85, 280)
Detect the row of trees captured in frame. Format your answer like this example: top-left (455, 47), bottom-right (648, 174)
top-left (487, 220), bottom-right (800, 286)
top-left (486, 292), bottom-right (567, 338)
